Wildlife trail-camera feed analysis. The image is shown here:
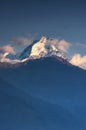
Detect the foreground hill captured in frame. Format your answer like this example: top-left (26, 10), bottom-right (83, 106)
top-left (0, 57), bottom-right (86, 129)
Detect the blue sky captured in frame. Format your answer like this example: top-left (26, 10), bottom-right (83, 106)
top-left (0, 0), bottom-right (86, 56)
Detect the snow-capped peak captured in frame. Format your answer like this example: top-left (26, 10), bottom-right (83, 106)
top-left (0, 36), bottom-right (68, 65)
top-left (29, 36), bottom-right (48, 58)
top-left (39, 36), bottom-right (47, 43)
top-left (29, 36), bottom-right (67, 59)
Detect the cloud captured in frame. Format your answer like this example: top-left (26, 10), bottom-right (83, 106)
top-left (12, 37), bottom-right (33, 46)
top-left (0, 45), bottom-right (16, 63)
top-left (0, 53), bottom-right (4, 60)
top-left (0, 51), bottom-right (20, 63)
top-left (0, 57), bottom-right (21, 64)
top-left (0, 36), bottom-right (34, 63)
top-left (57, 40), bottom-right (71, 52)
top-left (46, 39), bottom-right (71, 52)
top-left (0, 45), bottom-right (15, 54)
top-left (0, 52), bottom-right (28, 64)
top-left (70, 54), bottom-right (86, 70)
top-left (76, 43), bottom-right (86, 49)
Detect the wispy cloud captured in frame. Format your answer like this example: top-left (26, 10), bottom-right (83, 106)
top-left (0, 56), bottom-right (21, 64)
top-left (47, 39), bottom-right (71, 52)
top-left (0, 45), bottom-right (15, 54)
top-left (0, 45), bottom-right (16, 63)
top-left (70, 54), bottom-right (86, 70)
top-left (76, 43), bottom-right (86, 49)
top-left (12, 37), bottom-right (33, 46)
top-left (56, 40), bottom-right (71, 52)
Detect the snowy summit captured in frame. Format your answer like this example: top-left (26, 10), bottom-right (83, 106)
top-left (20, 36), bottom-right (67, 60)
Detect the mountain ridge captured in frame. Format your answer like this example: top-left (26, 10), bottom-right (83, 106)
top-left (0, 36), bottom-right (69, 65)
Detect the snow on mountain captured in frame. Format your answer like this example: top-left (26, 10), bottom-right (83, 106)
top-left (0, 36), bottom-right (69, 65)
top-left (29, 37), bottom-right (48, 58)
top-left (1, 36), bottom-right (86, 70)
top-left (19, 36), bottom-right (67, 60)
top-left (19, 40), bottom-right (38, 60)
top-left (2, 36), bottom-right (86, 70)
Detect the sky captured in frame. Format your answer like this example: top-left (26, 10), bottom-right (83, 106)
top-left (0, 0), bottom-right (86, 68)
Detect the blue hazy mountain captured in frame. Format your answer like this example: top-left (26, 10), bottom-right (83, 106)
top-left (0, 56), bottom-right (86, 129)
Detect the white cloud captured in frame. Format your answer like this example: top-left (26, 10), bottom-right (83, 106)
top-left (0, 52), bottom-right (22, 64)
top-left (0, 45), bottom-right (16, 63)
top-left (70, 54), bottom-right (86, 70)
top-left (0, 57), bottom-right (21, 64)
top-left (0, 45), bottom-right (15, 54)
top-left (0, 53), bottom-right (4, 59)
top-left (47, 39), bottom-right (71, 52)
top-left (0, 53), bottom-right (28, 64)
top-left (57, 40), bottom-right (71, 52)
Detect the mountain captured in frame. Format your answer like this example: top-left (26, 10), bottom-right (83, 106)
top-left (0, 57), bottom-right (86, 129)
top-left (0, 36), bottom-right (86, 129)
top-left (19, 40), bottom-right (38, 60)
top-left (0, 36), bottom-right (70, 68)
top-left (0, 36), bottom-right (85, 70)
top-left (19, 36), bottom-right (67, 61)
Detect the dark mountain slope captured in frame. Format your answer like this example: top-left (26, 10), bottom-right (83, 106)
top-left (0, 57), bottom-right (86, 129)
top-left (0, 77), bottom-right (84, 130)
top-left (19, 40), bottom-right (38, 60)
